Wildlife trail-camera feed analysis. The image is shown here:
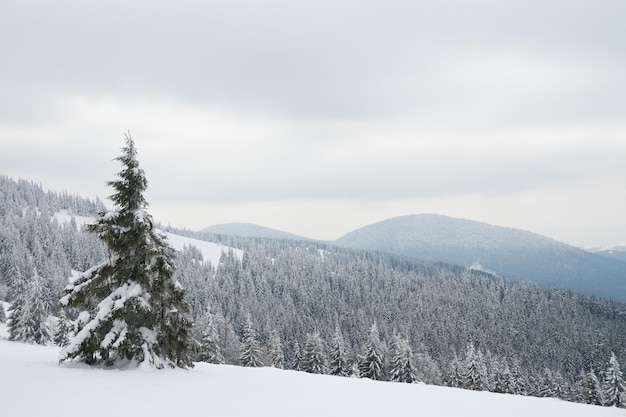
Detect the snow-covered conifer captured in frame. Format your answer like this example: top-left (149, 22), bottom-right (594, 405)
top-left (329, 327), bottom-right (349, 377)
top-left (302, 331), bottom-right (327, 374)
top-left (54, 310), bottom-right (71, 347)
top-left (27, 275), bottom-right (51, 345)
top-left (358, 322), bottom-right (385, 381)
top-left (583, 369), bottom-right (604, 406)
top-left (7, 277), bottom-right (28, 341)
top-left (0, 303), bottom-right (6, 323)
top-left (291, 341), bottom-right (303, 371)
top-left (388, 334), bottom-right (418, 383)
top-left (603, 352), bottom-right (626, 407)
top-left (9, 275), bottom-right (50, 345)
top-left (198, 309), bottom-right (224, 364)
top-left (240, 316), bottom-right (262, 367)
top-left (536, 368), bottom-right (556, 398)
top-left (462, 343), bottom-right (488, 391)
top-left (59, 135), bottom-right (194, 368)
top-left (268, 329), bottom-right (284, 369)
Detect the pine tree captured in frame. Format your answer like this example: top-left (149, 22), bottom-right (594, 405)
top-left (583, 369), bottom-right (604, 406)
top-left (291, 341), bottom-right (303, 371)
top-left (240, 316), bottom-right (262, 367)
top-left (198, 309), bottom-right (224, 364)
top-left (9, 274), bottom-right (50, 345)
top-left (492, 361), bottom-right (514, 394)
top-left (302, 331), bottom-right (327, 374)
top-left (7, 276), bottom-right (28, 341)
top-left (462, 343), bottom-right (488, 391)
top-left (510, 358), bottom-right (528, 396)
top-left (54, 309), bottom-right (71, 347)
top-left (0, 303), bottom-right (5, 323)
top-left (329, 327), bottom-right (350, 377)
top-left (603, 352), bottom-right (626, 407)
top-left (358, 322), bottom-right (385, 381)
top-left (267, 328), bottom-right (284, 369)
top-left (536, 368), bottom-right (556, 398)
top-left (27, 275), bottom-right (51, 345)
top-left (388, 334), bottom-right (418, 383)
top-left (59, 135), bottom-right (194, 368)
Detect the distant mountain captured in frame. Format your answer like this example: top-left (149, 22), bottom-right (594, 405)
top-left (588, 246), bottom-right (626, 264)
top-left (335, 214), bottom-right (626, 302)
top-left (200, 222), bottom-right (308, 241)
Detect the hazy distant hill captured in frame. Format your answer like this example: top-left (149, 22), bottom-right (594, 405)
top-left (335, 214), bottom-right (626, 302)
top-left (592, 246), bottom-right (626, 264)
top-left (200, 222), bottom-right (307, 241)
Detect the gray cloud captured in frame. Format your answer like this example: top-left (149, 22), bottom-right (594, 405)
top-left (141, 144), bottom-right (626, 204)
top-left (2, 0), bottom-right (625, 124)
top-left (1, 0), bottom-right (625, 246)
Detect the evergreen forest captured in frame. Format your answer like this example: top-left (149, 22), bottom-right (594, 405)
top-left (1, 173), bottom-right (625, 407)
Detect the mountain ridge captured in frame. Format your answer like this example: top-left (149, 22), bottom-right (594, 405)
top-left (334, 214), bottom-right (626, 302)
top-left (200, 222), bottom-right (309, 241)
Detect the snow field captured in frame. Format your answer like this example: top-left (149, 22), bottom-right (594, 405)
top-left (0, 336), bottom-right (623, 417)
top-left (53, 210), bottom-right (243, 267)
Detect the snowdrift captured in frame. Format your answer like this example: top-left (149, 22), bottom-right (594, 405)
top-left (0, 338), bottom-right (623, 417)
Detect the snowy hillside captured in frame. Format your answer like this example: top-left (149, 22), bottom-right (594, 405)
top-left (335, 214), bottom-right (626, 302)
top-left (201, 222), bottom-right (307, 241)
top-left (54, 210), bottom-right (243, 266)
top-left (0, 336), bottom-right (622, 417)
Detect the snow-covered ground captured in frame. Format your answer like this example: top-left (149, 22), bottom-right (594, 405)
top-left (163, 231), bottom-right (243, 267)
top-left (0, 329), bottom-right (622, 417)
top-left (53, 210), bottom-right (243, 267)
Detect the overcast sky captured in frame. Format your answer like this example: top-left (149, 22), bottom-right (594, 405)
top-left (1, 0), bottom-right (625, 248)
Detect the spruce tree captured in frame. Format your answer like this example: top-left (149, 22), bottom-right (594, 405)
top-left (59, 135), bottom-right (194, 368)
top-left (240, 316), bottom-right (262, 367)
top-left (358, 322), bottom-right (385, 381)
top-left (388, 334), bottom-right (418, 384)
top-left (302, 331), bottom-right (327, 374)
top-left (267, 328), bottom-right (284, 369)
top-left (583, 369), bottom-right (604, 406)
top-left (27, 275), bottom-right (51, 345)
top-left (7, 276), bottom-right (28, 341)
top-left (9, 275), bottom-right (50, 345)
top-left (54, 309), bottom-right (71, 347)
top-left (329, 327), bottom-right (350, 377)
top-left (0, 303), bottom-right (5, 323)
top-left (198, 308), bottom-right (224, 364)
top-left (603, 352), bottom-right (626, 407)
top-left (462, 343), bottom-right (488, 391)
top-left (291, 341), bottom-right (303, 371)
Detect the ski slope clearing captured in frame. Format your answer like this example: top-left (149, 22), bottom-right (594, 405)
top-left (53, 210), bottom-right (243, 267)
top-left (0, 338), bottom-right (622, 417)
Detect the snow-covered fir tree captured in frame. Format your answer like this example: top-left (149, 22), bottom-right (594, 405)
top-left (54, 309), bottom-right (71, 347)
top-left (7, 276), bottom-right (28, 341)
top-left (58, 135), bottom-right (194, 368)
top-left (491, 360), bottom-right (514, 394)
top-left (302, 331), bottom-right (327, 374)
top-left (197, 308), bottom-right (224, 364)
top-left (9, 274), bottom-right (50, 345)
top-left (536, 368), bottom-right (556, 398)
top-left (26, 275), bottom-right (51, 345)
top-left (603, 352), bottom-right (626, 407)
top-left (329, 327), bottom-right (350, 377)
top-left (583, 369), bottom-right (604, 406)
top-left (388, 334), bottom-right (418, 383)
top-left (358, 322), bottom-right (385, 381)
top-left (292, 341), bottom-right (303, 371)
top-left (0, 303), bottom-right (5, 323)
top-left (240, 316), bottom-right (262, 367)
top-left (267, 328), bottom-right (284, 369)
top-left (462, 343), bottom-right (489, 391)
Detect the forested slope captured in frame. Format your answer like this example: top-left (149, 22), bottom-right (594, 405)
top-left (2, 175), bottom-right (626, 405)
